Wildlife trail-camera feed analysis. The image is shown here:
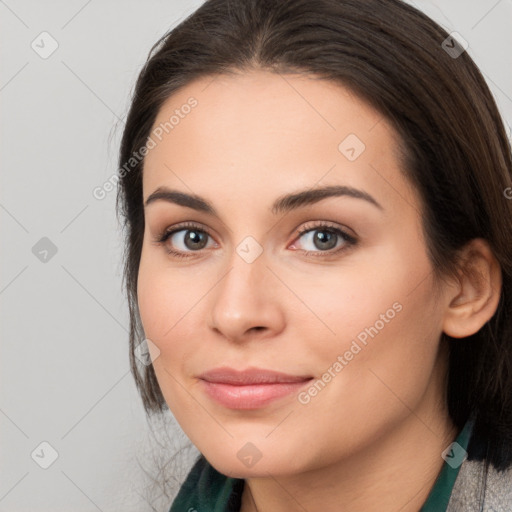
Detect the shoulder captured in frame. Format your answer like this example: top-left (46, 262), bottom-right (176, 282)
top-left (447, 458), bottom-right (512, 511)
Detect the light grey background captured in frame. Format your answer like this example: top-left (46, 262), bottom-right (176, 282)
top-left (1, 1), bottom-right (511, 511)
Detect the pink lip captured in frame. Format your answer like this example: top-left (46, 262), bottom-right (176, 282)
top-left (198, 367), bottom-right (313, 409)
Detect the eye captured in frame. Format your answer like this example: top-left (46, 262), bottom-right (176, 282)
top-left (289, 221), bottom-right (357, 257)
top-left (152, 222), bottom-right (216, 258)
top-left (152, 220), bottom-right (357, 260)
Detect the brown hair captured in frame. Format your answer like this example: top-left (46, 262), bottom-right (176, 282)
top-left (116, 0), bottom-right (512, 470)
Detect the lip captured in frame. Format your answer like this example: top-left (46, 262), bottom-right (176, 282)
top-left (197, 366), bottom-right (313, 409)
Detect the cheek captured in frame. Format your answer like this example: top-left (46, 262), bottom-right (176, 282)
top-left (287, 277), bottom-right (442, 471)
top-left (137, 252), bottom-right (192, 369)
top-left (137, 268), bottom-right (170, 343)
top-left (307, 269), bottom-right (441, 422)
top-left (281, 255), bottom-right (408, 355)
top-left (136, 260), bottom-right (200, 413)
top-left (137, 244), bottom-right (203, 340)
top-left (136, 250), bottom-right (224, 406)
top-left (295, 243), bottom-right (441, 401)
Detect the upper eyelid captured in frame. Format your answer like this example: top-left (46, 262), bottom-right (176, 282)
top-left (165, 220), bottom-right (347, 234)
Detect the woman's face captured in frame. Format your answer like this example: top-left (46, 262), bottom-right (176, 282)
top-left (137, 70), bottom-right (455, 477)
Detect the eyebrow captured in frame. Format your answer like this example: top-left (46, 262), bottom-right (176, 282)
top-left (144, 184), bottom-right (383, 215)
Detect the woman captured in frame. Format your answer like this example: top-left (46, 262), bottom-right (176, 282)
top-left (116, 0), bottom-right (512, 510)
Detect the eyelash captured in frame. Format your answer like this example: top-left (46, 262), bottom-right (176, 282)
top-left (152, 221), bottom-right (358, 260)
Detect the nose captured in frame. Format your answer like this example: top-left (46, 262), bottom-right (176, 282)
top-left (208, 249), bottom-right (285, 343)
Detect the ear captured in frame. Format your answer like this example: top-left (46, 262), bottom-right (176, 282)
top-left (442, 238), bottom-right (502, 339)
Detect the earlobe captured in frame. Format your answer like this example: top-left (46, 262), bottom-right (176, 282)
top-left (442, 238), bottom-right (502, 339)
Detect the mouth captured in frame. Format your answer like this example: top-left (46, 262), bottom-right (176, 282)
top-left (197, 366), bottom-right (314, 409)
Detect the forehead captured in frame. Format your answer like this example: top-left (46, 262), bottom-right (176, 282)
top-left (142, 70), bottom-right (416, 214)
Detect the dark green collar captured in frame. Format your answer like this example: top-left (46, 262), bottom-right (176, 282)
top-left (420, 418), bottom-right (474, 511)
top-left (169, 455), bottom-right (243, 512)
top-left (170, 419), bottom-right (474, 512)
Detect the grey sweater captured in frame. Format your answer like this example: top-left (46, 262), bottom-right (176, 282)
top-left (447, 459), bottom-right (512, 511)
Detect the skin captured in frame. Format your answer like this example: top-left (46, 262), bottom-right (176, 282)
top-left (137, 69), bottom-right (502, 511)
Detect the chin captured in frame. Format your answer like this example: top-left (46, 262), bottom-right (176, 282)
top-left (202, 442), bottom-right (308, 479)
